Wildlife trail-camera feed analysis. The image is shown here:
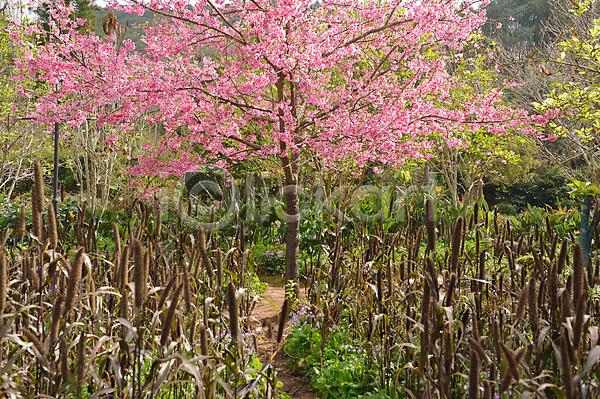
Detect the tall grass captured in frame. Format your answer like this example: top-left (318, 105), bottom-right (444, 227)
top-left (0, 175), bottom-right (277, 398)
top-left (296, 198), bottom-right (600, 398)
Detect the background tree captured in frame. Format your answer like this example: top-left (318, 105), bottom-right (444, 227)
top-left (0, 10), bottom-right (47, 197)
top-left (483, 0), bottom-right (551, 49)
top-left (35, 0), bottom-right (99, 33)
top-left (429, 52), bottom-right (538, 206)
top-left (532, 0), bottom-right (600, 262)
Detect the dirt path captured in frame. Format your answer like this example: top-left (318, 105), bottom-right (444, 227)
top-left (252, 286), bottom-right (318, 399)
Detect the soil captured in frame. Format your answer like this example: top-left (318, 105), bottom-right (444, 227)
top-left (251, 285), bottom-right (319, 399)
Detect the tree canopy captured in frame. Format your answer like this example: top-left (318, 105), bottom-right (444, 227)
top-left (5, 0), bottom-right (553, 283)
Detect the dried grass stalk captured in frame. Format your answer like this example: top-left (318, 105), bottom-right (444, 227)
top-left (22, 327), bottom-right (45, 356)
top-left (132, 239), bottom-right (147, 310)
top-left (515, 283), bottom-right (528, 325)
top-left (64, 248), bottom-right (85, 317)
top-left (0, 246), bottom-right (7, 314)
top-left (118, 245), bottom-right (130, 291)
top-left (47, 203), bottom-right (58, 249)
top-left (468, 349), bottom-right (480, 399)
top-left (560, 332), bottom-right (574, 399)
top-left (15, 205), bottom-right (26, 237)
top-left (572, 242), bottom-right (585, 307)
top-left (468, 337), bottom-right (490, 364)
top-left (160, 284), bottom-right (182, 347)
top-left (216, 248), bottom-right (223, 289)
top-left (573, 291), bottom-right (587, 349)
top-left (548, 264), bottom-right (559, 318)
top-left (198, 226), bottom-right (214, 280)
top-left (528, 277), bottom-right (539, 338)
top-left (444, 273), bottom-right (457, 307)
top-left (199, 324), bottom-right (209, 357)
top-left (158, 274), bottom-right (177, 311)
top-left (425, 199), bottom-right (436, 252)
top-left (31, 160), bottom-right (44, 239)
top-left (500, 342), bottom-right (520, 382)
top-left (419, 279), bottom-right (431, 372)
top-left (558, 239), bottom-right (568, 275)
top-left (49, 294), bottom-right (64, 349)
top-left (450, 217), bottom-right (463, 273)
top-left (182, 262), bottom-right (192, 312)
top-left (60, 338), bottom-right (68, 380)
top-left (227, 282), bottom-right (239, 344)
top-left (77, 330), bottom-right (86, 383)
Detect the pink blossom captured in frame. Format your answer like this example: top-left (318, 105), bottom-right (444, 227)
top-left (4, 0), bottom-right (547, 195)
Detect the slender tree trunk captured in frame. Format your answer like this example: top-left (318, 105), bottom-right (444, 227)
top-left (275, 67), bottom-right (300, 287)
top-left (284, 170), bottom-right (300, 285)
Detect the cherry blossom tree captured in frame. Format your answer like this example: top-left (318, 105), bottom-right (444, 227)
top-left (6, 0), bottom-right (551, 285)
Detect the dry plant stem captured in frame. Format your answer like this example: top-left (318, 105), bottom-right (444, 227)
top-left (0, 246), bottom-right (7, 314)
top-left (444, 273), bottom-right (457, 307)
top-left (64, 248), bottom-right (84, 319)
top-left (49, 294), bottom-right (63, 349)
top-left (558, 239), bottom-right (569, 275)
top-left (548, 264), bottom-right (559, 319)
top-left (468, 349), bottom-right (480, 399)
top-left (118, 244), bottom-right (130, 291)
top-left (528, 277), bottom-right (539, 339)
top-left (515, 283), bottom-right (528, 325)
top-left (158, 274), bottom-right (177, 310)
top-left (216, 248), bottom-right (223, 289)
top-left (77, 330), bottom-right (85, 384)
top-left (198, 226), bottom-right (214, 281)
top-left (200, 324), bottom-right (209, 359)
top-left (425, 198), bottom-right (436, 253)
top-left (560, 332), bottom-right (575, 399)
top-left (182, 262), bottom-right (192, 312)
top-left (227, 282), bottom-right (239, 345)
top-left (22, 327), bottom-right (45, 356)
top-left (277, 298), bottom-right (290, 344)
top-left (450, 217), bottom-right (463, 274)
top-left (573, 291), bottom-right (586, 350)
top-left (419, 278), bottom-right (431, 373)
top-left (31, 160), bottom-right (44, 240)
top-left (160, 284), bottom-right (182, 347)
top-left (47, 203), bottom-right (58, 249)
top-left (132, 239), bottom-right (147, 311)
top-left (16, 205), bottom-right (26, 238)
top-left (572, 242), bottom-right (585, 307)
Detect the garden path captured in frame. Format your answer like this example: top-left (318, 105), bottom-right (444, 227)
top-left (252, 285), bottom-right (318, 399)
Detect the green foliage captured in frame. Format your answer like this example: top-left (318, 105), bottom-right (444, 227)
top-left (508, 203), bottom-right (579, 236)
top-left (485, 165), bottom-right (576, 213)
top-left (284, 322), bottom-right (386, 399)
top-left (569, 179), bottom-right (600, 197)
top-left (253, 241), bottom-right (287, 275)
top-left (534, 3), bottom-right (600, 185)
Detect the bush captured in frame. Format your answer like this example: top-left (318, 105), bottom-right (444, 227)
top-left (253, 241), bottom-right (286, 275)
top-left (284, 310), bottom-right (391, 399)
top-left (485, 165), bottom-right (576, 212)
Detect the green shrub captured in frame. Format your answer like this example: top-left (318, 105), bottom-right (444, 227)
top-left (253, 241), bottom-right (286, 275)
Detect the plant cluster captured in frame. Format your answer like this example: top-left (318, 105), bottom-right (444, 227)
top-left (0, 161), bottom-right (283, 398)
top-left (283, 198), bottom-right (600, 398)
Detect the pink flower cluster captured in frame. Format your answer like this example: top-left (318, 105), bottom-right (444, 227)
top-left (5, 0), bottom-right (553, 192)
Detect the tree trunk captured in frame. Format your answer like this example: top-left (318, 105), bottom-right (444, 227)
top-left (284, 174), bottom-right (300, 285)
top-left (275, 68), bottom-right (300, 287)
